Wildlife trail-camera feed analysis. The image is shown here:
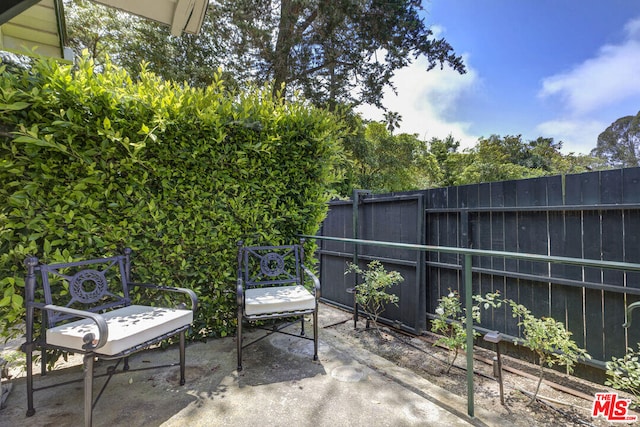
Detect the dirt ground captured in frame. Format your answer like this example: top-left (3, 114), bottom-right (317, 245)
top-left (2, 310), bottom-right (638, 426)
top-left (324, 315), bottom-right (638, 427)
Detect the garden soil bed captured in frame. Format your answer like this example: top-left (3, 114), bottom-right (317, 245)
top-left (324, 314), bottom-right (638, 427)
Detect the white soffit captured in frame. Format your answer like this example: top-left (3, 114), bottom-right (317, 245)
top-left (91, 0), bottom-right (208, 36)
top-left (1, 0), bottom-right (66, 59)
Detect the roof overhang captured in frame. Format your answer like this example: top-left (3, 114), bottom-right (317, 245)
top-left (1, 0), bottom-right (207, 60)
top-left (0, 0), bottom-right (43, 25)
top-left (1, 0), bottom-right (70, 60)
top-left (91, 0), bottom-right (208, 36)
top-left (1, 0), bottom-right (208, 36)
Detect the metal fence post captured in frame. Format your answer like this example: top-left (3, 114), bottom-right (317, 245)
top-left (351, 190), bottom-right (371, 327)
top-left (460, 208), bottom-right (475, 418)
top-left (416, 193), bottom-right (427, 333)
top-left (464, 253), bottom-right (474, 418)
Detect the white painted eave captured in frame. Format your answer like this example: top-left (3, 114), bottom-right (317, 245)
top-left (90, 0), bottom-right (208, 36)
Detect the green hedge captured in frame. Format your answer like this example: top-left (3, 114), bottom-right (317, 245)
top-left (0, 56), bottom-right (345, 339)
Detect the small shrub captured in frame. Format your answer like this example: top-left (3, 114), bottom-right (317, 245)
top-left (431, 290), bottom-right (480, 373)
top-left (345, 260), bottom-right (403, 334)
top-left (476, 292), bottom-right (590, 405)
top-left (606, 344), bottom-right (640, 408)
top-left (1, 349), bottom-right (25, 378)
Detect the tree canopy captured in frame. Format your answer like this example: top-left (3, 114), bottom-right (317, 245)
top-left (346, 122), bottom-right (440, 192)
top-left (60, 0), bottom-right (621, 195)
top-left (64, 0), bottom-right (230, 88)
top-left (339, 130), bottom-right (603, 195)
top-left (64, 0), bottom-right (465, 108)
top-left (591, 111), bottom-right (640, 168)
top-left (256, 0), bottom-right (466, 106)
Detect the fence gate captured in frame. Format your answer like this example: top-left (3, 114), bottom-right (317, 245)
top-left (318, 191), bottom-right (426, 334)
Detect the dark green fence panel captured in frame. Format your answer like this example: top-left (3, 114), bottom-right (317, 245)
top-left (318, 193), bottom-right (426, 333)
top-left (622, 169), bottom-right (640, 349)
top-left (625, 210), bottom-right (640, 288)
top-left (358, 195), bottom-right (424, 331)
top-left (318, 201), bottom-right (354, 309)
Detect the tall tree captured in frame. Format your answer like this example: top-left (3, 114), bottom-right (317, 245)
top-left (350, 122), bottom-right (439, 192)
top-left (591, 111), bottom-right (640, 168)
top-left (64, 0), bottom-right (229, 87)
top-left (456, 135), bottom-right (534, 184)
top-left (117, 12), bottom-right (231, 88)
top-left (64, 1), bottom-right (465, 108)
top-left (384, 111), bottom-right (402, 134)
top-left (63, 0), bottom-right (133, 66)
top-left (243, 0), bottom-right (466, 107)
top-left (527, 137), bottom-right (600, 174)
top-left (428, 135), bottom-right (463, 187)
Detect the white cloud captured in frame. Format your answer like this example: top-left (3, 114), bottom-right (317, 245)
top-left (625, 16), bottom-right (640, 39)
top-left (357, 56), bottom-right (480, 149)
top-left (539, 18), bottom-right (640, 115)
top-left (535, 16), bottom-right (640, 155)
top-left (430, 24), bottom-right (445, 39)
top-left (536, 119), bottom-right (607, 154)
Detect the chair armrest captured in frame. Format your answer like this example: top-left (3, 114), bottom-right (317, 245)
top-left (41, 304), bottom-right (109, 351)
top-left (129, 282), bottom-right (198, 313)
top-left (301, 265), bottom-right (321, 299)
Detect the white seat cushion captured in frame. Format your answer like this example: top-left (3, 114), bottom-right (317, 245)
top-left (46, 305), bottom-right (193, 356)
top-left (245, 285), bottom-right (315, 316)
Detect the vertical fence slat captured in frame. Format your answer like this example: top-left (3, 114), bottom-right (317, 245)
top-left (489, 184), bottom-right (507, 332)
top-left (625, 210), bottom-right (640, 290)
top-left (583, 208), bottom-right (605, 360)
top-left (550, 211), bottom-right (586, 348)
top-left (603, 210), bottom-right (626, 360)
top-left (624, 207), bottom-right (640, 348)
top-left (585, 289), bottom-right (605, 361)
top-left (601, 169), bottom-right (623, 204)
top-left (604, 292), bottom-right (626, 360)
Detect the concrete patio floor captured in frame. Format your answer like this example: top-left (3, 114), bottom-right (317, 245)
top-left (0, 303), bottom-right (503, 427)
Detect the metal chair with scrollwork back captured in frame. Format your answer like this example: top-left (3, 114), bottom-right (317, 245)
top-left (236, 239), bottom-right (320, 371)
top-left (22, 248), bottom-right (198, 427)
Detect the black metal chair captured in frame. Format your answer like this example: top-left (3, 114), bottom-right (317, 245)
top-left (236, 240), bottom-right (320, 371)
top-left (22, 248), bottom-right (198, 427)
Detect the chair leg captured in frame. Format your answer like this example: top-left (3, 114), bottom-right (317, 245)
top-left (313, 309), bottom-right (319, 361)
top-left (83, 354), bottom-right (94, 427)
top-left (25, 344), bottom-right (35, 417)
top-left (300, 317), bottom-right (306, 336)
top-left (179, 330), bottom-right (186, 386)
top-left (41, 348), bottom-right (47, 376)
top-left (237, 308), bottom-right (243, 371)
top-left (40, 322), bottom-right (47, 377)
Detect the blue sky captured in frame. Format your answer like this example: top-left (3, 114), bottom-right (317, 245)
top-left (358, 0), bottom-right (640, 154)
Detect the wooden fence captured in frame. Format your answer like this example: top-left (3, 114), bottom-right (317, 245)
top-left (316, 167), bottom-right (640, 372)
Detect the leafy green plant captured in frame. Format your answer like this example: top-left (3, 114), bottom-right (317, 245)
top-left (345, 260), bottom-right (403, 334)
top-left (431, 290), bottom-right (480, 373)
top-left (0, 54), bottom-right (346, 354)
top-left (606, 344), bottom-right (640, 408)
top-left (1, 349), bottom-right (26, 378)
top-left (476, 293), bottom-right (590, 405)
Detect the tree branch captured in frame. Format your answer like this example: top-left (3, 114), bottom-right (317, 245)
top-left (294, 9), bottom-right (318, 39)
top-left (286, 59), bottom-right (355, 83)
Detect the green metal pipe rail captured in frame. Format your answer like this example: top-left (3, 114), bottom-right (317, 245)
top-left (300, 233), bottom-right (640, 419)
